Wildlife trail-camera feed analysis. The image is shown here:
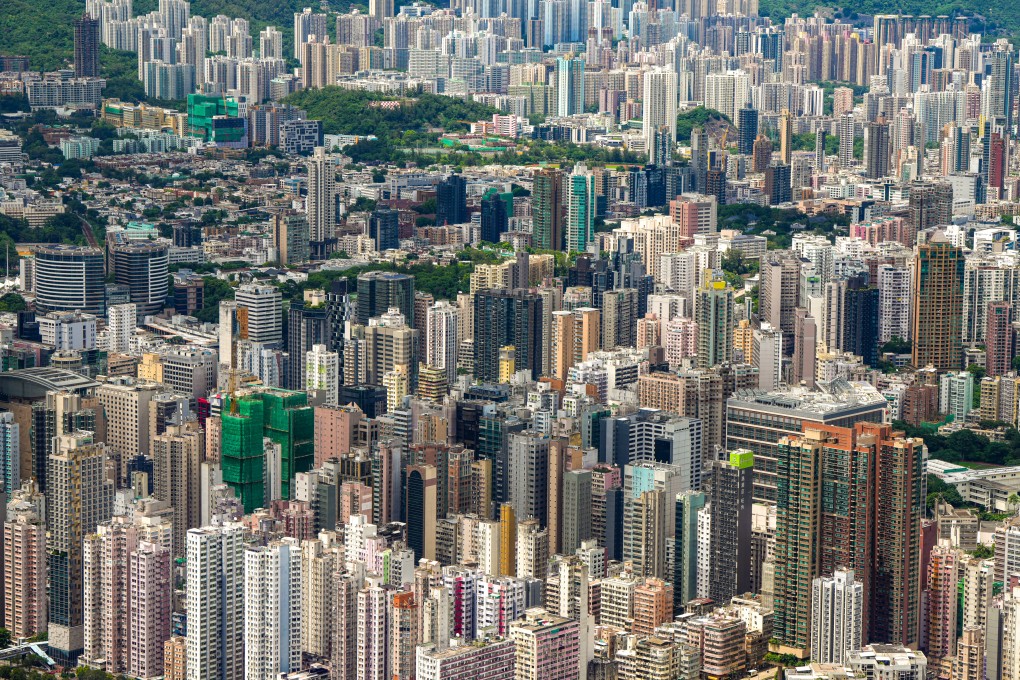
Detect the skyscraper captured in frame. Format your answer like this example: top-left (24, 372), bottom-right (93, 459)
top-left (74, 14), bottom-right (101, 77)
top-left (674, 490), bottom-right (705, 611)
top-left (696, 273), bottom-right (734, 368)
top-left (533, 168), bottom-right (564, 250)
top-left (737, 107), bottom-right (758, 156)
top-left (356, 271), bottom-right (415, 326)
top-left (306, 147), bottom-right (337, 259)
top-left (565, 163), bottom-right (595, 253)
top-left (406, 464), bottom-right (437, 561)
top-left (810, 569), bottom-right (863, 665)
top-left (779, 109), bottom-right (793, 165)
top-left (556, 57), bottom-right (584, 116)
top-left (643, 69), bottom-right (678, 165)
top-left (186, 523), bottom-right (245, 680)
top-left (864, 118), bottom-right (890, 179)
top-left (912, 231), bottom-right (964, 370)
top-left (562, 469), bottom-right (592, 554)
top-left (708, 450), bottom-right (754, 604)
top-left (908, 181), bottom-right (953, 244)
top-left (110, 241), bottom-right (170, 319)
top-left (47, 433), bottom-right (114, 664)
top-left (436, 174), bottom-right (467, 226)
top-left (244, 538), bottom-right (302, 680)
top-left (473, 289), bottom-right (543, 382)
top-left (838, 113), bottom-right (855, 168)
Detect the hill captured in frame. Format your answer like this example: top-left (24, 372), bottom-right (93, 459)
top-left (1, 0), bottom-right (358, 73)
top-left (283, 86), bottom-right (499, 140)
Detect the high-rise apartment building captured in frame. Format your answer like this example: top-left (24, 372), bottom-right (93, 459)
top-left (810, 568), bottom-right (863, 664)
top-left (306, 147), bottom-right (337, 259)
top-left (696, 274), bottom-right (734, 368)
top-left (75, 13), bottom-right (101, 77)
top-left (47, 433), bottom-right (115, 664)
top-left (510, 608), bottom-right (580, 680)
top-left (474, 289), bottom-right (543, 383)
top-left (912, 231), bottom-right (964, 370)
top-left (244, 538), bottom-right (302, 680)
top-left (152, 422), bottom-right (203, 558)
top-left (186, 523), bottom-right (245, 680)
top-left (3, 482), bottom-right (47, 639)
top-left (532, 169), bottom-right (564, 251)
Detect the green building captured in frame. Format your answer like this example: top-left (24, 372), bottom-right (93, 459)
top-left (221, 389), bottom-right (314, 512)
top-left (187, 93), bottom-right (240, 141)
top-left (221, 395), bottom-right (265, 513)
top-left (262, 389), bottom-right (314, 500)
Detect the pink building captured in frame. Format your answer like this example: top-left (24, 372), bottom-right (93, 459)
top-left (664, 318), bottom-right (698, 369)
top-left (509, 609), bottom-right (580, 680)
top-left (129, 542), bottom-right (172, 679)
top-left (3, 485), bottom-right (47, 639)
top-left (313, 404), bottom-right (362, 467)
top-left (636, 313), bottom-right (661, 349)
top-left (339, 482), bottom-right (373, 526)
top-left (849, 216), bottom-right (910, 247)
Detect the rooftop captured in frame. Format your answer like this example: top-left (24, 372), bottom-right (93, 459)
top-left (0, 367), bottom-right (98, 400)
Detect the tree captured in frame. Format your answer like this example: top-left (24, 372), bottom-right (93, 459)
top-left (0, 628), bottom-right (11, 649)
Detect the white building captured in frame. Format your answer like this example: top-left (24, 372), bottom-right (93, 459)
top-left (425, 301), bottom-right (459, 383)
top-left (234, 284), bottom-right (282, 345)
top-left (643, 68), bottom-right (678, 165)
top-left (186, 523), bottom-right (245, 680)
top-left (305, 344), bottom-right (339, 404)
top-left (810, 568), bottom-right (863, 665)
top-left (107, 303), bottom-right (137, 353)
top-left (939, 371), bottom-right (975, 423)
top-left (38, 311), bottom-right (98, 350)
top-left (753, 322), bottom-right (783, 391)
top-left (244, 538), bottom-right (302, 680)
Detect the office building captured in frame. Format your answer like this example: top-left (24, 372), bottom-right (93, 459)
top-left (110, 241), bottom-right (169, 319)
top-left (436, 174), bottom-right (467, 226)
top-left (356, 271), bottom-right (415, 326)
top-left (481, 192), bottom-right (509, 244)
top-left (236, 284), bottom-right (283, 346)
top-left (708, 451), bottom-right (754, 604)
top-left (369, 208), bottom-right (400, 252)
top-left (566, 164), bottom-right (595, 253)
top-left (406, 464), bottom-right (438, 562)
top-left (34, 245), bottom-right (107, 316)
